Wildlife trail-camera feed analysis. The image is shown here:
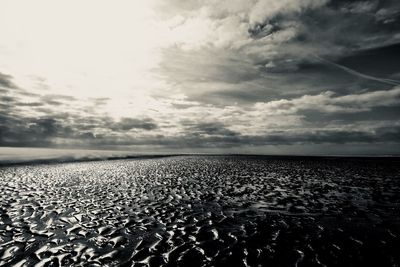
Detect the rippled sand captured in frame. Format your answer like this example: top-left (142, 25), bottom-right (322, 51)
top-left (0, 156), bottom-right (399, 266)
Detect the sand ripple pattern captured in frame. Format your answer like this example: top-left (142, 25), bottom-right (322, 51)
top-left (0, 156), bottom-right (399, 266)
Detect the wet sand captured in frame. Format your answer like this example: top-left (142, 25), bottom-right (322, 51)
top-left (0, 156), bottom-right (399, 266)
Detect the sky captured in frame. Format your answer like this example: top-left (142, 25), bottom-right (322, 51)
top-left (1, 0), bottom-right (400, 155)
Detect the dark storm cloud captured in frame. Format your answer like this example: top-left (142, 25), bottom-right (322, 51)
top-left (0, 73), bottom-right (74, 109)
top-left (40, 94), bottom-right (77, 106)
top-left (0, 98), bottom-right (160, 146)
top-left (376, 125), bottom-right (400, 141)
top-left (0, 72), bottom-right (18, 89)
top-left (0, 96), bottom-right (17, 103)
top-left (17, 102), bottom-right (45, 107)
top-left (0, 95), bottom-right (44, 108)
top-left (302, 106), bottom-right (400, 124)
top-left (190, 122), bottom-right (239, 137)
top-left (111, 118), bottom-right (158, 131)
top-left (0, 112), bottom-right (100, 147)
top-left (66, 124), bottom-right (399, 149)
top-left (28, 118), bottom-right (70, 137)
top-left (2, 98), bottom-right (398, 149)
top-left (189, 126), bottom-right (399, 147)
top-left (0, 71), bottom-right (121, 147)
top-left (0, 116), bottom-right (67, 147)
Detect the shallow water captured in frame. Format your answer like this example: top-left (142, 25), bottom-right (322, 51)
top-left (0, 156), bottom-right (399, 266)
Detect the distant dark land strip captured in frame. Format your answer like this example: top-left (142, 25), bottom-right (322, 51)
top-left (0, 152), bottom-right (399, 167)
top-left (0, 154), bottom-right (182, 167)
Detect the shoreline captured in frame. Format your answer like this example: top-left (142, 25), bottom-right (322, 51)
top-left (1, 153), bottom-right (399, 167)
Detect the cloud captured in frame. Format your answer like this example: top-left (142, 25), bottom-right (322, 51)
top-left (159, 47), bottom-right (260, 84)
top-left (1, 1), bottom-right (400, 154)
top-left (315, 55), bottom-right (400, 86)
top-left (0, 116), bottom-right (56, 147)
top-left (0, 72), bottom-right (18, 89)
top-left (155, 0), bottom-right (400, 81)
top-left (154, 0), bottom-right (400, 92)
top-left (154, 0), bottom-right (400, 111)
top-left (47, 125), bottom-right (399, 149)
top-left (111, 118), bottom-right (158, 131)
top-left (190, 122), bottom-right (239, 137)
top-left (254, 86), bottom-right (400, 115)
top-left (248, 0), bottom-right (328, 25)
top-left (2, 69), bottom-right (399, 150)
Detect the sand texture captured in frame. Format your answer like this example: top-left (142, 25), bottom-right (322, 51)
top-left (0, 156), bottom-right (399, 266)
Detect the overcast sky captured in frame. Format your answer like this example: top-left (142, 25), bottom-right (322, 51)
top-left (1, 0), bottom-right (400, 154)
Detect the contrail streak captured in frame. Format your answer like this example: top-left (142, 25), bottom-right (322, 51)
top-left (314, 55), bottom-right (400, 86)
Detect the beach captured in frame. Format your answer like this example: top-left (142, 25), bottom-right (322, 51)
top-left (0, 155), bottom-right (399, 266)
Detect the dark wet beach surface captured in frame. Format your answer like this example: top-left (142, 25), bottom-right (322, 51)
top-left (0, 156), bottom-right (399, 266)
